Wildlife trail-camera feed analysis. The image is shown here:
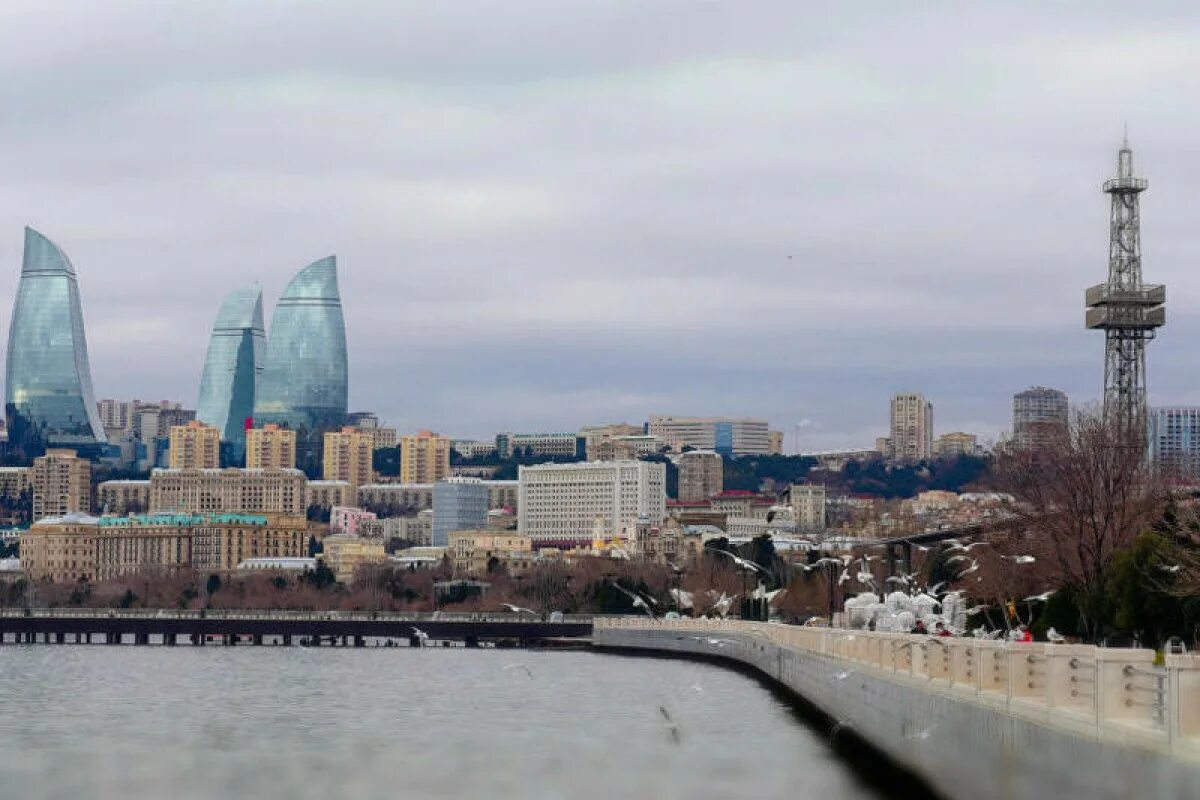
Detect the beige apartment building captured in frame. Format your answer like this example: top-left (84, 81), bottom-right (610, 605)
top-left (168, 420), bottom-right (221, 469)
top-left (323, 427), bottom-right (374, 488)
top-left (149, 468), bottom-right (306, 515)
top-left (20, 513), bottom-right (99, 582)
top-left (31, 449), bottom-right (92, 521)
top-left (97, 480), bottom-right (151, 515)
top-left (306, 480), bottom-right (354, 511)
top-left (320, 534), bottom-right (387, 583)
top-left (399, 431), bottom-right (451, 484)
top-left (246, 424), bottom-right (297, 470)
top-left (21, 511), bottom-right (308, 582)
top-left (889, 393), bottom-right (934, 463)
top-left (677, 450), bottom-right (723, 502)
top-left (449, 530), bottom-right (534, 577)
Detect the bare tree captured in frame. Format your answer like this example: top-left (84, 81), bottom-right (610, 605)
top-left (990, 406), bottom-right (1165, 640)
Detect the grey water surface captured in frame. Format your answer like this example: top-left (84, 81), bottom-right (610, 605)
top-left (0, 646), bottom-right (883, 800)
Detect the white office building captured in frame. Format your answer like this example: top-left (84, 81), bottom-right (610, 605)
top-left (518, 460), bottom-right (666, 542)
top-left (647, 415), bottom-right (771, 456)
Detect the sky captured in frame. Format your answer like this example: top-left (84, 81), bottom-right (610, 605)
top-left (1, 2), bottom-right (1198, 451)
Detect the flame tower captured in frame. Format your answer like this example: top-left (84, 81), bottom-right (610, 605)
top-left (1085, 136), bottom-right (1165, 439)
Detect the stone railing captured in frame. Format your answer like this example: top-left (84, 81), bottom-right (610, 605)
top-left (596, 617), bottom-right (1200, 758)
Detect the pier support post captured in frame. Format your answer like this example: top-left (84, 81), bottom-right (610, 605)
top-left (354, 636), bottom-right (365, 648)
top-left (282, 634), bottom-right (292, 646)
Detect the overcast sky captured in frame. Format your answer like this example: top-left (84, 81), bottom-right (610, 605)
top-left (1, 2), bottom-right (1197, 451)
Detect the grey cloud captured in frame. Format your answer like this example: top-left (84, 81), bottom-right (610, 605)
top-left (0, 2), bottom-right (1197, 452)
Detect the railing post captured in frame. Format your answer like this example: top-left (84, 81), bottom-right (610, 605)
top-left (1007, 643), bottom-right (1048, 706)
top-left (1043, 644), bottom-right (1098, 717)
top-left (1094, 648), bottom-right (1160, 730)
top-left (1164, 653), bottom-right (1200, 753)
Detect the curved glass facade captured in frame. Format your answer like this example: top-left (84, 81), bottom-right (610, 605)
top-left (5, 227), bottom-right (107, 444)
top-left (196, 287), bottom-right (265, 444)
top-left (253, 256), bottom-right (347, 434)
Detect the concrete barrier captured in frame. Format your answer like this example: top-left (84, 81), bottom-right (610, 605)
top-left (594, 618), bottom-right (1200, 800)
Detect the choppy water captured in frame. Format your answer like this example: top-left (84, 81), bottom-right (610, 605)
top-left (0, 646), bottom-right (882, 800)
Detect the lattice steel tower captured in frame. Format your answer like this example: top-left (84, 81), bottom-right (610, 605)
top-left (1085, 135), bottom-right (1165, 439)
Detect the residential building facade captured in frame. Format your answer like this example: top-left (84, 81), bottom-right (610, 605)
top-left (1012, 386), bottom-right (1069, 449)
top-left (677, 450), bottom-right (723, 502)
top-left (1149, 407), bottom-right (1200, 481)
top-left (31, 449), bottom-right (92, 521)
top-left (148, 468), bottom-right (306, 515)
top-left (399, 431), bottom-right (451, 484)
top-left (322, 426), bottom-right (373, 488)
top-left (889, 393), bottom-right (934, 463)
top-left (168, 420), bottom-right (221, 469)
top-left (245, 424), bottom-right (297, 470)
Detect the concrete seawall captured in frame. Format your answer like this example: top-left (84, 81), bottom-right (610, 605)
top-left (594, 620), bottom-right (1200, 800)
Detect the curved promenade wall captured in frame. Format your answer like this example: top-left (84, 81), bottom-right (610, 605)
top-left (594, 618), bottom-right (1200, 800)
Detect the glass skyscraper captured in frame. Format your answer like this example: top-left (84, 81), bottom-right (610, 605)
top-left (196, 286), bottom-right (265, 444)
top-left (253, 256), bottom-right (348, 435)
top-left (5, 227), bottom-right (106, 445)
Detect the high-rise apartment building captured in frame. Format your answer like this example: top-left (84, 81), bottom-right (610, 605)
top-left (399, 431), bottom-right (451, 483)
top-left (677, 450), bottom-right (723, 501)
top-left (168, 420), bottom-right (221, 469)
top-left (254, 256), bottom-right (348, 436)
top-left (5, 228), bottom-right (106, 446)
top-left (518, 460), bottom-right (666, 542)
top-left (647, 416), bottom-right (771, 456)
top-left (196, 287), bottom-right (265, 445)
top-left (323, 427), bottom-right (374, 488)
top-left (432, 477), bottom-right (490, 547)
top-left (31, 449), bottom-right (92, 521)
top-left (246, 424), bottom-right (297, 470)
top-left (1148, 407), bottom-right (1200, 481)
top-left (1012, 387), bottom-right (1069, 449)
top-left (889, 394), bottom-right (933, 463)
top-left (148, 468), bottom-right (306, 515)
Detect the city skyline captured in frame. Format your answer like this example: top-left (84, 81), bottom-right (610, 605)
top-left (1, 5), bottom-right (1199, 449)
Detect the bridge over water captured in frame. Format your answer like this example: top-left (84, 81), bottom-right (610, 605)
top-left (0, 609), bottom-right (592, 647)
top-left (595, 618), bottom-right (1200, 800)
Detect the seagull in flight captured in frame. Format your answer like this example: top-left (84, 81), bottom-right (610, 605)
top-left (503, 663), bottom-right (534, 678)
top-left (410, 626), bottom-right (430, 647)
top-left (1023, 591), bottom-right (1054, 602)
top-left (610, 582), bottom-right (656, 615)
top-left (710, 548), bottom-right (767, 573)
top-left (501, 603), bottom-right (538, 615)
top-left (1001, 555), bottom-right (1036, 565)
top-left (1159, 564), bottom-right (1183, 573)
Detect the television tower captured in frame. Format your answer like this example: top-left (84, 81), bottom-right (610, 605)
top-left (1084, 134), bottom-right (1165, 439)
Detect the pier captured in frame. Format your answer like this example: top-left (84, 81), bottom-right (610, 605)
top-left (0, 609), bottom-right (592, 648)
